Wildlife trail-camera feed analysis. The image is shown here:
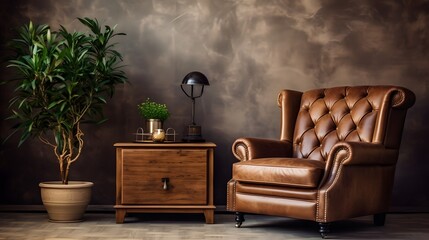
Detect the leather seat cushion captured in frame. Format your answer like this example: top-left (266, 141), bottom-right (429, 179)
top-left (233, 158), bottom-right (325, 188)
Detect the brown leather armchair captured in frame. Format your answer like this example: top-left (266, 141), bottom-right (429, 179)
top-left (227, 86), bottom-right (415, 238)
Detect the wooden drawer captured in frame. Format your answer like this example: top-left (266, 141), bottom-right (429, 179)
top-left (121, 149), bottom-right (207, 205)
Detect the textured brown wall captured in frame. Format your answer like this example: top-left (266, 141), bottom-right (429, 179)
top-left (0, 0), bottom-right (428, 211)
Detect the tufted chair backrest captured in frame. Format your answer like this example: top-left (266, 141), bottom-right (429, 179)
top-left (291, 86), bottom-right (415, 161)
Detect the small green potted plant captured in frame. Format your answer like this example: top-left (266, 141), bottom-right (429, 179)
top-left (137, 98), bottom-right (169, 134)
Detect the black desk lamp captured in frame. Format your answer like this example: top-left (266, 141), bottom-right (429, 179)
top-left (180, 71), bottom-right (210, 142)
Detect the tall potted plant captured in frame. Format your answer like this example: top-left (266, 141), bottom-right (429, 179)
top-left (4, 17), bottom-right (127, 222)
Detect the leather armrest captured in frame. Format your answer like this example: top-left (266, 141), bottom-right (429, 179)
top-left (317, 141), bottom-right (400, 222)
top-left (330, 142), bottom-right (398, 166)
top-left (319, 141), bottom-right (399, 187)
top-left (232, 137), bottom-right (293, 161)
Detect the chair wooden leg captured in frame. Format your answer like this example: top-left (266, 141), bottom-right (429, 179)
top-left (374, 213), bottom-right (386, 226)
top-left (235, 212), bottom-right (245, 228)
top-left (319, 222), bottom-right (330, 239)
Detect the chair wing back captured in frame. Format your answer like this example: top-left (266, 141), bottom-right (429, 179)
top-left (289, 86), bottom-right (415, 161)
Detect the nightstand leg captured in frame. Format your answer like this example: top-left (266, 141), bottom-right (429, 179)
top-left (203, 209), bottom-right (214, 224)
top-left (116, 209), bottom-right (126, 224)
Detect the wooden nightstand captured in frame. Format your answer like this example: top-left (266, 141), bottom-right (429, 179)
top-left (114, 142), bottom-right (216, 224)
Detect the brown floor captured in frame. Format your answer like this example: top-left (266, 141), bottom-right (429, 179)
top-left (0, 212), bottom-right (428, 239)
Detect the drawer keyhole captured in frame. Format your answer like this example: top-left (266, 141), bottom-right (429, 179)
top-left (162, 178), bottom-right (169, 190)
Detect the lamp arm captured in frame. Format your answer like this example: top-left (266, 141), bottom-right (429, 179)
top-left (199, 85), bottom-right (205, 98)
top-left (181, 85), bottom-right (206, 99)
top-left (181, 85), bottom-right (206, 125)
top-left (181, 85), bottom-right (192, 98)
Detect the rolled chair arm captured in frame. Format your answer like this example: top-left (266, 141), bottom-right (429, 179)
top-left (332, 142), bottom-right (398, 166)
top-left (317, 141), bottom-right (400, 222)
top-left (232, 137), bottom-right (293, 161)
top-left (320, 142), bottom-right (399, 187)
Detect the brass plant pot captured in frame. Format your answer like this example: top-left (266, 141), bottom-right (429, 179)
top-left (39, 181), bottom-right (93, 222)
top-left (146, 119), bottom-right (162, 134)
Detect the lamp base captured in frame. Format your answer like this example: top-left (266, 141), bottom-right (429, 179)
top-left (182, 125), bottom-right (206, 142)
